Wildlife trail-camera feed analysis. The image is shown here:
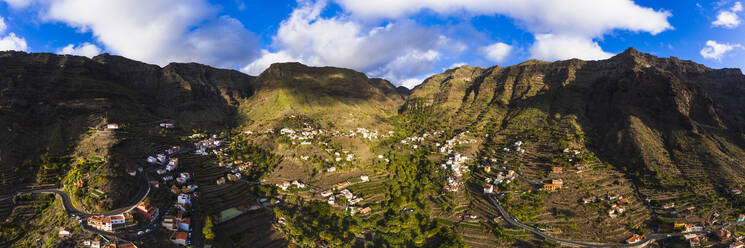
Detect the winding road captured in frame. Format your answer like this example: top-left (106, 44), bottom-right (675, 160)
top-left (0, 167), bottom-right (153, 242)
top-left (487, 194), bottom-right (744, 247)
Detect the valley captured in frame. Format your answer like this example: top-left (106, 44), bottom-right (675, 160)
top-left (1, 48), bottom-right (745, 248)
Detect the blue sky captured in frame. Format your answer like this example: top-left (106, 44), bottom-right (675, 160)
top-left (0, 0), bottom-right (743, 88)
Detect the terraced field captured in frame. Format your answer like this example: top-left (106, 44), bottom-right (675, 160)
top-left (214, 210), bottom-right (288, 248)
top-left (0, 198), bottom-right (12, 221)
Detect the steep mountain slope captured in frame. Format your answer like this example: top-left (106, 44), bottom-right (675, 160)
top-left (239, 62), bottom-right (406, 130)
top-left (410, 47), bottom-right (745, 198)
top-left (2, 48), bottom-right (745, 247)
top-left (0, 51), bottom-right (256, 208)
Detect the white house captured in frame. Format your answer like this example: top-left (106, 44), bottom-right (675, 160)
top-left (147, 156), bottom-right (157, 164)
top-left (110, 214), bottom-right (126, 224)
top-left (320, 191), bottom-right (332, 197)
top-left (483, 184), bottom-right (494, 194)
top-left (177, 194), bottom-right (191, 205)
top-left (360, 175), bottom-right (369, 182)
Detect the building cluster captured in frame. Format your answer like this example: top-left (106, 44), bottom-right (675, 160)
top-left (317, 177), bottom-right (367, 214)
top-left (542, 179), bottom-right (563, 192)
top-left (439, 131), bottom-right (476, 154)
top-left (442, 153), bottom-right (469, 192)
top-left (194, 135), bottom-right (223, 156)
top-left (501, 140), bottom-right (527, 155)
top-left (484, 170), bottom-right (517, 194)
top-left (280, 126), bottom-right (319, 145)
top-left (135, 201), bottom-right (159, 222)
top-left (276, 180), bottom-right (307, 191)
top-left (81, 240), bottom-right (137, 248)
top-left (684, 213), bottom-right (745, 247)
top-left (87, 212), bottom-right (134, 231)
top-left (604, 195), bottom-right (629, 218)
top-left (164, 209), bottom-right (192, 246)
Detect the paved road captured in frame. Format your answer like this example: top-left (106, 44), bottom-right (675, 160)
top-left (489, 195), bottom-right (671, 247)
top-left (488, 194), bottom-right (745, 247)
top-left (0, 167), bottom-right (154, 242)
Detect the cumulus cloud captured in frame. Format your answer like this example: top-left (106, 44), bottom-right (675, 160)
top-left (17, 0), bottom-right (258, 68)
top-left (480, 42), bottom-right (512, 63)
top-left (57, 42), bottom-right (102, 57)
top-left (712, 2), bottom-right (743, 28)
top-left (0, 15), bottom-right (28, 52)
top-left (368, 49), bottom-right (440, 83)
top-left (333, 0), bottom-right (672, 60)
top-left (400, 78), bottom-right (425, 89)
top-left (530, 34), bottom-right (613, 60)
top-left (700, 40), bottom-right (742, 60)
top-left (242, 50), bottom-right (300, 75)
top-left (0, 32), bottom-right (28, 51)
top-left (243, 0), bottom-right (461, 84)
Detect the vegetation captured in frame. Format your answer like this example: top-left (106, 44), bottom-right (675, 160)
top-left (204, 216), bottom-right (216, 244)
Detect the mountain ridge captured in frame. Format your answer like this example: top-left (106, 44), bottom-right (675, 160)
top-left (2, 48), bottom-right (745, 247)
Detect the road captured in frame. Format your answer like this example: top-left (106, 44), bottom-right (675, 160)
top-left (485, 194), bottom-right (745, 248)
top-left (0, 166), bottom-right (154, 242)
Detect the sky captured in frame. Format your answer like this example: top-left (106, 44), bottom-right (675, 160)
top-left (0, 0), bottom-right (743, 88)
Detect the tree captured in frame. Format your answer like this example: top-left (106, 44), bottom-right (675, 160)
top-left (203, 216), bottom-right (216, 242)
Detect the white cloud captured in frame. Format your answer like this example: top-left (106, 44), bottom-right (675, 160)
top-left (369, 49), bottom-right (440, 83)
top-left (333, 0), bottom-right (672, 60)
top-left (335, 0), bottom-right (671, 34)
top-left (712, 2), bottom-right (743, 28)
top-left (700, 40), bottom-right (742, 60)
top-left (0, 15), bottom-right (28, 51)
top-left (480, 42), bottom-right (512, 63)
top-left (57, 42), bottom-right (102, 57)
top-left (530, 34), bottom-right (613, 61)
top-left (447, 62), bottom-right (467, 69)
top-left (242, 50), bottom-right (301, 75)
top-left (244, 0), bottom-right (460, 85)
top-left (0, 32), bottom-right (28, 51)
top-left (19, 0), bottom-right (258, 68)
top-left (400, 78), bottom-right (424, 89)
top-left (2, 0), bottom-right (32, 9)
top-left (734, 2), bottom-right (744, 11)
top-left (0, 16), bottom-right (6, 34)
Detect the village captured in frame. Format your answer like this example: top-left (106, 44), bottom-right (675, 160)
top-left (40, 115), bottom-right (745, 248)
top-left (48, 122), bottom-right (205, 248)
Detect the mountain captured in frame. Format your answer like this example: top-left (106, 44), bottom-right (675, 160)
top-left (2, 48), bottom-right (745, 247)
top-left (411, 47), bottom-right (745, 199)
top-left (0, 51), bottom-right (256, 208)
top-left (239, 62), bottom-right (405, 130)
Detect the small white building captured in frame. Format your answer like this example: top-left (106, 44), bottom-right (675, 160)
top-left (320, 191), bottom-right (332, 197)
top-left (483, 184), bottom-right (494, 194)
top-left (360, 175), bottom-right (369, 182)
top-left (177, 194), bottom-right (191, 205)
